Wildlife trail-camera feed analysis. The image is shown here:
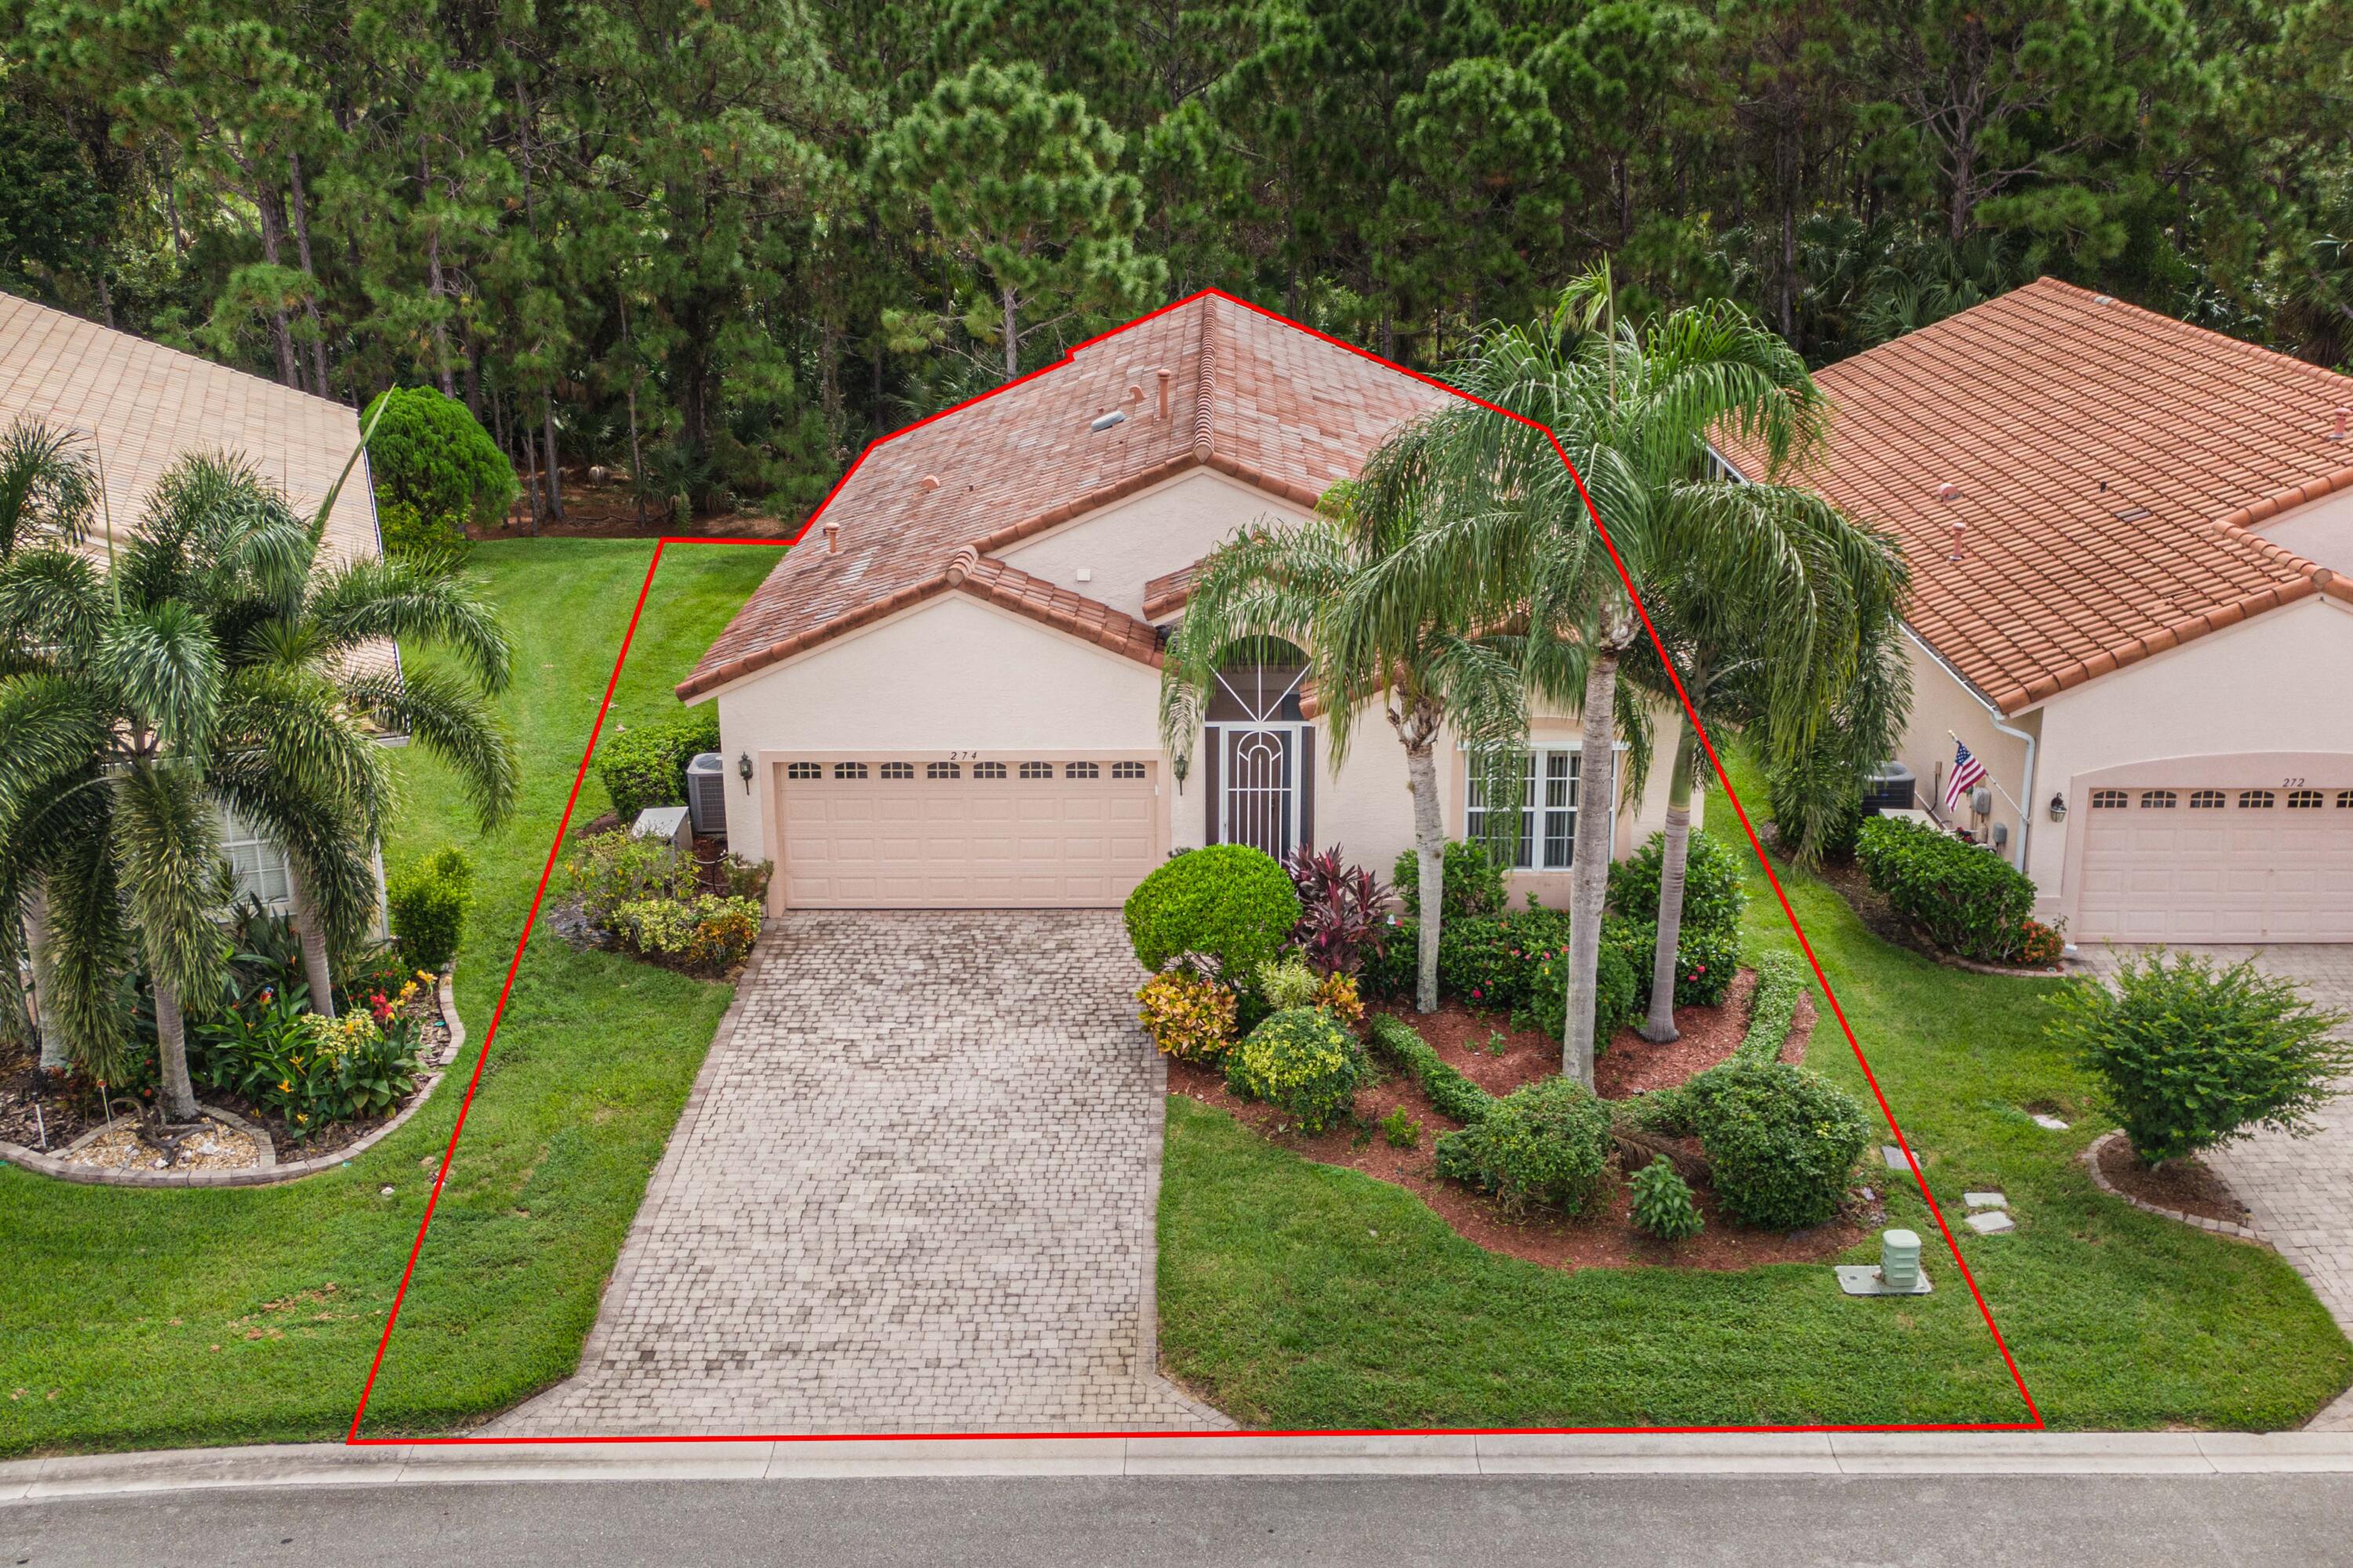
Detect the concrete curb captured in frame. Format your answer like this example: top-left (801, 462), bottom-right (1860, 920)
top-left (6, 1432), bottom-right (2351, 1499)
top-left (0, 969), bottom-right (467, 1189)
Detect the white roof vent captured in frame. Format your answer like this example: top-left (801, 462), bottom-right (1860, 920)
top-left (1089, 409), bottom-right (1128, 432)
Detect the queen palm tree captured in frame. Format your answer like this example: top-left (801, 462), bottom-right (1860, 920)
top-left (1351, 266), bottom-right (1900, 1080)
top-left (0, 446), bottom-right (515, 1115)
top-left (1158, 482), bottom-right (1528, 1013)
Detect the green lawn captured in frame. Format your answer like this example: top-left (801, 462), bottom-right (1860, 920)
top-left (0, 539), bottom-right (778, 1457)
top-left (1158, 765), bottom-right (2353, 1431)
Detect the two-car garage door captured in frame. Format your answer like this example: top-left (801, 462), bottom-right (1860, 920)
top-left (778, 757), bottom-right (1158, 908)
top-left (2075, 784), bottom-right (2353, 942)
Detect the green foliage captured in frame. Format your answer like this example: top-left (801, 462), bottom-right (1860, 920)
top-left (1391, 839), bottom-right (1509, 921)
top-left (566, 831), bottom-right (695, 932)
top-left (1436, 908), bottom-right (1573, 1011)
top-left (195, 985), bottom-right (427, 1137)
top-left (1433, 1076), bottom-right (1612, 1216)
top-left (385, 847), bottom-right (475, 973)
top-left (1136, 964), bottom-right (1239, 1063)
top-left (1602, 916), bottom-right (1740, 1011)
top-left (1365, 1012), bottom-right (1497, 1126)
top-left (1256, 954), bottom-right (1322, 1012)
top-left (377, 500), bottom-right (471, 563)
top-left (1518, 937), bottom-right (1640, 1045)
top-left (1629, 1155), bottom-right (1704, 1242)
top-left (1224, 1006), bottom-right (1363, 1133)
top-left (2047, 951), bottom-right (2353, 1166)
top-left (1124, 846), bottom-right (1302, 982)
top-left (595, 707), bottom-right (722, 823)
top-left (1682, 1061), bottom-right (1873, 1231)
top-left (1381, 1106), bottom-right (1422, 1149)
top-left (1734, 953), bottom-right (1809, 1066)
top-left (361, 387), bottom-right (518, 528)
top-left (1855, 817), bottom-right (2041, 963)
top-left (613, 894), bottom-right (762, 973)
top-left (1609, 829), bottom-right (1748, 937)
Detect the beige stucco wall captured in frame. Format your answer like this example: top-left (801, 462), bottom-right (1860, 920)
top-left (2258, 489), bottom-right (2353, 573)
top-left (2026, 594), bottom-right (2353, 927)
top-left (999, 467), bottom-right (1318, 620)
top-left (1892, 628), bottom-right (2035, 865)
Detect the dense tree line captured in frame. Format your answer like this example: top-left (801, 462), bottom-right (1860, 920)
top-left (3, 0), bottom-right (2348, 522)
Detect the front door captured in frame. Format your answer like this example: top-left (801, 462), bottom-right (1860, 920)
top-left (1221, 726), bottom-right (1297, 860)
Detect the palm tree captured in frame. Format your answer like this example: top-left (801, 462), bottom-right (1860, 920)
top-left (1158, 483), bottom-right (1527, 1013)
top-left (0, 446), bottom-right (515, 1116)
top-left (1351, 266), bottom-right (1893, 1082)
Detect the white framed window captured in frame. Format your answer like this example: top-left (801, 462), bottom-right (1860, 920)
top-left (1464, 748), bottom-right (1580, 871)
top-left (219, 811), bottom-right (293, 909)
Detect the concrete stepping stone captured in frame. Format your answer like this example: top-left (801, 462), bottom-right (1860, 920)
top-left (2031, 1114), bottom-right (2070, 1131)
top-left (1882, 1144), bottom-right (1915, 1171)
top-left (1963, 1191), bottom-right (2007, 1210)
top-left (1965, 1210), bottom-right (2016, 1235)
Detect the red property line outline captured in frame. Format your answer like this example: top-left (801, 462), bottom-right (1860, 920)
top-left (348, 289), bottom-right (2042, 1444)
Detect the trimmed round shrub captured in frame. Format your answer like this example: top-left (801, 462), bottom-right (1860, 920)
top-left (2046, 949), bottom-right (2353, 1165)
top-left (1224, 1006), bottom-right (1362, 1132)
top-left (1135, 967), bottom-right (1238, 1063)
top-left (385, 846), bottom-right (474, 972)
top-left (1124, 845), bottom-right (1301, 981)
top-left (362, 385), bottom-right (519, 528)
top-left (597, 706), bottom-right (722, 823)
top-left (1432, 1075), bottom-right (1612, 1216)
top-left (1682, 1061), bottom-right (1873, 1231)
top-left (1391, 838), bottom-right (1507, 921)
top-left (1854, 816), bottom-right (2036, 963)
top-left (1630, 1155), bottom-right (1704, 1242)
top-left (1607, 828), bottom-right (1749, 937)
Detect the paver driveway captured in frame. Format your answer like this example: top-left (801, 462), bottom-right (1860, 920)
top-left (2081, 944), bottom-right (2353, 1431)
top-left (489, 911), bottom-right (1226, 1435)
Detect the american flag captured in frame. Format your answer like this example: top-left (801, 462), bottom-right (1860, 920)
top-left (1943, 740), bottom-right (1988, 815)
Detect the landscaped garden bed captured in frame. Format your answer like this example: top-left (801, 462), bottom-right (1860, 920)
top-left (2090, 1136), bottom-right (2252, 1230)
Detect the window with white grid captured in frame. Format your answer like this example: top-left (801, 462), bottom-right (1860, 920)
top-left (1464, 749), bottom-right (1579, 871)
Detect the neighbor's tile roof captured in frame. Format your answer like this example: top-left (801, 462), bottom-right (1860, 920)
top-left (1718, 276), bottom-right (2353, 714)
top-left (678, 292), bottom-right (1445, 699)
top-left (0, 291), bottom-right (383, 576)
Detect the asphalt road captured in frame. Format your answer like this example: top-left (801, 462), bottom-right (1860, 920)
top-left (7, 1475), bottom-right (2353, 1567)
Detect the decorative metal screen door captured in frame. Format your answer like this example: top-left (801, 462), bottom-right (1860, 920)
top-left (1222, 726), bottom-right (1296, 858)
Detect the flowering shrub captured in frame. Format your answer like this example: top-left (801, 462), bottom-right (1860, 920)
top-left (569, 831), bottom-right (696, 928)
top-left (2015, 917), bottom-right (2066, 966)
top-left (1515, 939), bottom-right (1638, 1045)
top-left (1136, 964), bottom-right (1238, 1063)
top-left (196, 982), bottom-right (427, 1137)
top-left (1436, 908), bottom-right (1573, 1012)
top-left (1608, 829), bottom-right (1749, 937)
top-left (614, 894), bottom-right (762, 973)
top-left (1224, 1006), bottom-right (1363, 1132)
top-left (1603, 919), bottom-right (1741, 1010)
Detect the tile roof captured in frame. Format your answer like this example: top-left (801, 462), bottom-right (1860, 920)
top-left (1140, 562), bottom-right (1199, 620)
top-left (0, 291), bottom-right (382, 577)
top-left (678, 292), bottom-right (1445, 700)
top-left (1718, 276), bottom-right (2353, 714)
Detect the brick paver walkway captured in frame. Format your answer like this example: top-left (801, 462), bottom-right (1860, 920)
top-left (488, 911), bottom-right (1226, 1435)
top-left (2078, 944), bottom-right (2353, 1431)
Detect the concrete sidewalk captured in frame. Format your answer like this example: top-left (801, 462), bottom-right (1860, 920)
top-left (7, 1431), bottom-right (2352, 1500)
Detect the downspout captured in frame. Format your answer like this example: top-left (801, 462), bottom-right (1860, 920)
top-left (1900, 624), bottom-right (2034, 874)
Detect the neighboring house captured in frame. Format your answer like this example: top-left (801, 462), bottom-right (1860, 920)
top-left (0, 291), bottom-right (395, 919)
top-left (1719, 277), bottom-right (2353, 944)
top-left (680, 293), bottom-right (1691, 913)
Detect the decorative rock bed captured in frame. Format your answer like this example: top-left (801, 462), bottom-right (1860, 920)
top-left (0, 971), bottom-right (466, 1189)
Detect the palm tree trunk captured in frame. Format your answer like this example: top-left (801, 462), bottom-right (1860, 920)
top-left (288, 868), bottom-right (337, 1020)
top-left (1404, 740), bottom-right (1446, 1013)
top-left (1562, 642), bottom-right (1625, 1087)
top-left (1641, 720), bottom-right (1699, 1043)
top-left (24, 886), bottom-right (67, 1071)
top-left (155, 983), bottom-right (198, 1122)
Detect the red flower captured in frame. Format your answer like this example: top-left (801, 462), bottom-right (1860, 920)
top-left (1470, 988), bottom-right (1482, 999)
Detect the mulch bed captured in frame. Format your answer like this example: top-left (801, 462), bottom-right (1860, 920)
top-left (1168, 968), bottom-right (1864, 1274)
top-left (2097, 1137), bottom-right (2253, 1228)
top-left (0, 981), bottom-right (451, 1170)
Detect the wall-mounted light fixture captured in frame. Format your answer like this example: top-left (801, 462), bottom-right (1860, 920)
top-left (2048, 791), bottom-right (2067, 823)
top-left (1171, 751), bottom-right (1189, 797)
top-left (737, 751), bottom-right (754, 793)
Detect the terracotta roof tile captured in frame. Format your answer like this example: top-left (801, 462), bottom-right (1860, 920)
top-left (1141, 562), bottom-right (1200, 620)
top-left (1718, 277), bottom-right (2351, 712)
top-left (678, 293), bottom-right (1442, 699)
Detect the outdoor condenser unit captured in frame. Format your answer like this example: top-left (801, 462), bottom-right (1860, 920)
top-left (686, 751), bottom-right (729, 839)
top-left (1860, 761), bottom-right (1915, 815)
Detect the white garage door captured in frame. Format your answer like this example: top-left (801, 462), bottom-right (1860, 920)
top-left (779, 757), bottom-right (1158, 908)
top-left (2076, 784), bottom-right (2353, 942)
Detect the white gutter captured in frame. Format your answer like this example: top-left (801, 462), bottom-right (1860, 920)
top-left (1898, 623), bottom-right (2035, 873)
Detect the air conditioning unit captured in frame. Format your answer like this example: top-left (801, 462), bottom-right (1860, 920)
top-left (686, 751), bottom-right (729, 839)
top-left (1860, 761), bottom-right (1915, 815)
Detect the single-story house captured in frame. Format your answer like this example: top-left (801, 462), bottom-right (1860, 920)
top-left (1719, 277), bottom-right (2353, 944)
top-left (0, 290), bottom-right (395, 917)
top-left (678, 293), bottom-right (1693, 913)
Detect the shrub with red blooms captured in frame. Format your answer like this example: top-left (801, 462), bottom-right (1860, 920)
top-left (1284, 845), bottom-right (1391, 977)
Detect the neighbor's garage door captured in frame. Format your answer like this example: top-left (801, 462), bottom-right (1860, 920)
top-left (2076, 784), bottom-right (2353, 942)
top-left (779, 757), bottom-right (1158, 908)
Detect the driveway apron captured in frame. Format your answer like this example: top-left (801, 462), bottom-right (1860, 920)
top-left (487, 911), bottom-right (1224, 1435)
top-left (2081, 944), bottom-right (2353, 1431)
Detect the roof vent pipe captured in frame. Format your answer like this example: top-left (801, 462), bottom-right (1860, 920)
top-left (920, 474), bottom-right (941, 491)
top-left (823, 518), bottom-right (839, 554)
top-left (1156, 367), bottom-right (1172, 420)
top-left (2333, 407), bottom-right (2350, 442)
top-left (1936, 481), bottom-right (1961, 501)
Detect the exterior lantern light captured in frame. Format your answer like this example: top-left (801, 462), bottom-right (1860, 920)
top-left (736, 751), bottom-right (754, 793)
top-left (2048, 791), bottom-right (2067, 822)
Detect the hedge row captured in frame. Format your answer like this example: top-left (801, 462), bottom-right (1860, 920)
top-left (1733, 954), bottom-right (1809, 1067)
top-left (1365, 1013), bottom-right (1496, 1125)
